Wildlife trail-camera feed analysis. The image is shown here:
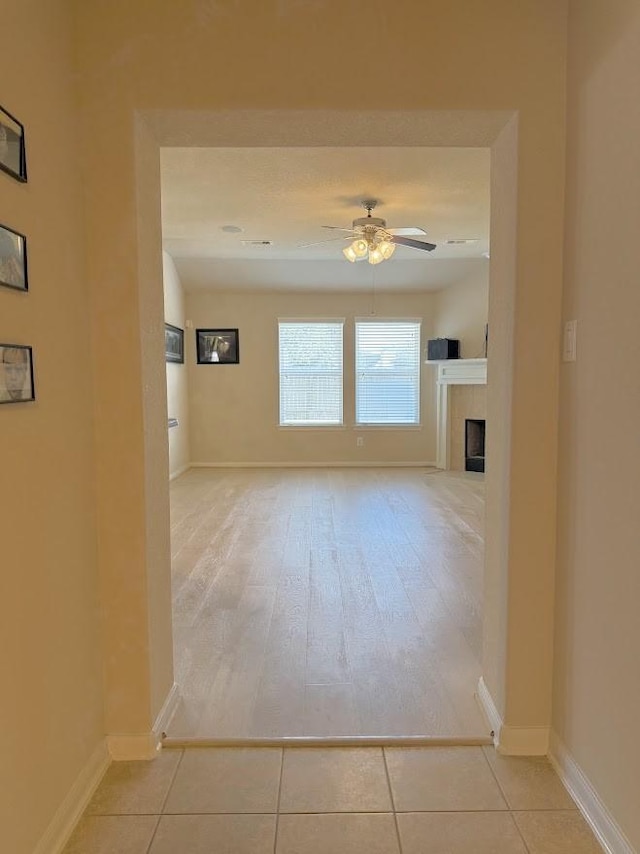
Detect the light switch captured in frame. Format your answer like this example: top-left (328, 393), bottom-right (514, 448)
top-left (563, 320), bottom-right (577, 362)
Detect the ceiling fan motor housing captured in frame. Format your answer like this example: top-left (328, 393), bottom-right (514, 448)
top-left (352, 215), bottom-right (387, 230)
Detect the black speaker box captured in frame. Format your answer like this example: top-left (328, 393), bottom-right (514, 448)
top-left (427, 338), bottom-right (460, 360)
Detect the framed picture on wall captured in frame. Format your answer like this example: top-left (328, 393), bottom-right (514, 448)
top-left (0, 343), bottom-right (35, 404)
top-left (0, 105), bottom-right (27, 182)
top-left (196, 328), bottom-right (239, 364)
top-left (0, 223), bottom-right (28, 292)
top-left (165, 323), bottom-right (184, 363)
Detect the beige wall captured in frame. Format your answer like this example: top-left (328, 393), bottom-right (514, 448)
top-left (434, 265), bottom-right (489, 359)
top-left (0, 2), bottom-right (105, 852)
top-left (14, 1), bottom-right (632, 850)
top-left (554, 1), bottom-right (640, 848)
top-left (72, 0), bottom-right (568, 757)
top-left (185, 290), bottom-right (437, 465)
top-left (163, 253), bottom-right (190, 476)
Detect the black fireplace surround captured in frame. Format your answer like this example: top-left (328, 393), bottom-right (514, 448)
top-left (465, 419), bottom-right (486, 473)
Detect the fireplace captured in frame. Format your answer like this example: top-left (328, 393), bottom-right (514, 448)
top-left (465, 419), bottom-right (486, 473)
top-left (429, 358), bottom-right (487, 470)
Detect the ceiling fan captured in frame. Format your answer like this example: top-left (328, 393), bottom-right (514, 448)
top-left (303, 199), bottom-right (436, 264)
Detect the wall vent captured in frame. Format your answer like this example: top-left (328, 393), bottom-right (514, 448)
top-left (445, 238), bottom-right (478, 245)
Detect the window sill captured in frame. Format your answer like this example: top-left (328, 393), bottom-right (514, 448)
top-left (279, 425), bottom-right (346, 431)
top-left (277, 424), bottom-right (422, 431)
top-left (353, 424), bottom-right (422, 430)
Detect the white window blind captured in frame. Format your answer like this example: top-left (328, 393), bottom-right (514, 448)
top-left (279, 321), bottom-right (343, 425)
top-left (355, 321), bottom-right (421, 425)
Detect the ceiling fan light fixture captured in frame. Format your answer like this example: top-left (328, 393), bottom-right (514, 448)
top-left (333, 201), bottom-right (436, 264)
top-left (343, 244), bottom-right (358, 263)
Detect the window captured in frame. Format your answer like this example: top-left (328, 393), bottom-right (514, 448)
top-left (279, 321), bottom-right (343, 425)
top-left (355, 320), bottom-right (421, 425)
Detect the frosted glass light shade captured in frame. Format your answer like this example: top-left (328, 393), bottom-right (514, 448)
top-left (352, 239), bottom-right (368, 258)
top-left (368, 246), bottom-right (384, 265)
top-left (343, 245), bottom-right (358, 262)
top-left (379, 240), bottom-right (396, 259)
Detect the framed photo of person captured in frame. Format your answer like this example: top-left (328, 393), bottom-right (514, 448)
top-left (165, 323), bottom-right (184, 363)
top-left (0, 344), bottom-right (35, 404)
top-left (0, 223), bottom-right (28, 292)
top-left (0, 106), bottom-right (27, 182)
top-left (196, 328), bottom-right (239, 364)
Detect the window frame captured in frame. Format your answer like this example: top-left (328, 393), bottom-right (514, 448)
top-left (354, 318), bottom-right (422, 427)
top-left (278, 318), bottom-right (345, 428)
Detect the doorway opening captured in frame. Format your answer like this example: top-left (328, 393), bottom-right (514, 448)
top-left (126, 108), bottom-right (523, 750)
top-left (160, 140), bottom-right (493, 739)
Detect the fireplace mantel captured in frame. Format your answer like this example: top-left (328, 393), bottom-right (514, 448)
top-left (426, 357), bottom-right (487, 385)
top-left (425, 358), bottom-right (487, 469)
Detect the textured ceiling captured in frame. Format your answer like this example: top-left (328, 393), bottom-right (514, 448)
top-left (160, 146), bottom-right (490, 291)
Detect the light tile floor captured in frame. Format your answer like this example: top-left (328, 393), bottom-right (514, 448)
top-left (63, 746), bottom-right (605, 853)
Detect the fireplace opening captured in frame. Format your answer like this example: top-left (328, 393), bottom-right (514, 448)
top-left (465, 419), bottom-right (486, 473)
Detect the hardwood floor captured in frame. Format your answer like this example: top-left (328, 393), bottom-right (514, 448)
top-left (167, 467), bottom-right (487, 738)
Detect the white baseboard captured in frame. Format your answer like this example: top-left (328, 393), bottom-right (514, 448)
top-left (107, 682), bottom-right (180, 760)
top-left (169, 464), bottom-right (190, 481)
top-left (498, 725), bottom-right (550, 755)
top-left (476, 677), bottom-right (549, 755)
top-left (153, 681), bottom-right (180, 740)
top-left (476, 676), bottom-right (502, 739)
top-left (33, 685), bottom-right (180, 852)
top-left (106, 732), bottom-right (161, 761)
top-left (190, 461), bottom-right (437, 469)
top-left (33, 739), bottom-right (110, 854)
top-left (549, 733), bottom-right (637, 854)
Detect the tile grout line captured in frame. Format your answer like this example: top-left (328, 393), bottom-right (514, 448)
top-left (479, 746), bottom-right (533, 854)
top-left (160, 749), bottom-right (187, 814)
top-left (382, 748), bottom-right (404, 854)
top-left (273, 748), bottom-right (285, 854)
top-left (510, 812), bottom-right (534, 854)
top-left (143, 748), bottom-right (186, 854)
top-left (479, 746), bottom-right (511, 809)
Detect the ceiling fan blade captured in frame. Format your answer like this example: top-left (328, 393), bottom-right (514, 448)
top-left (321, 226), bottom-right (357, 232)
top-left (391, 235), bottom-right (437, 252)
top-left (297, 236), bottom-right (353, 249)
top-left (387, 227), bottom-right (427, 236)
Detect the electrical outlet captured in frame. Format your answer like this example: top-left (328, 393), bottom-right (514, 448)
top-left (563, 320), bottom-right (577, 362)
top-left (356, 436), bottom-right (364, 447)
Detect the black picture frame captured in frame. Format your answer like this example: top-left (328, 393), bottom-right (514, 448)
top-left (0, 343), bottom-right (35, 404)
top-left (196, 328), bottom-right (239, 364)
top-left (0, 223), bottom-right (28, 292)
top-left (0, 105), bottom-right (27, 183)
top-left (165, 323), bottom-right (184, 363)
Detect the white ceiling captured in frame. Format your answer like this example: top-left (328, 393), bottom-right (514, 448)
top-left (160, 146), bottom-right (490, 292)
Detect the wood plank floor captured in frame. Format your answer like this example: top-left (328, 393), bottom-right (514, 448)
top-left (167, 467), bottom-right (488, 738)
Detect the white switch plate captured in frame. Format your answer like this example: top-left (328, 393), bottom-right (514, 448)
top-left (563, 320), bottom-right (577, 362)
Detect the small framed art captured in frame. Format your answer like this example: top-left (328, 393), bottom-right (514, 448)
top-left (0, 223), bottom-right (28, 292)
top-left (0, 344), bottom-right (35, 404)
top-left (196, 328), bottom-right (239, 364)
top-left (0, 105), bottom-right (27, 182)
top-left (165, 323), bottom-right (184, 363)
